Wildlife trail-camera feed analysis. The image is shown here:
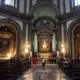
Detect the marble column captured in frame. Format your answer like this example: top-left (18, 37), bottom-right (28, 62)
top-left (34, 33), bottom-right (38, 53)
top-left (52, 33), bottom-right (56, 52)
top-left (23, 0), bottom-right (32, 44)
top-left (27, 0), bottom-right (32, 47)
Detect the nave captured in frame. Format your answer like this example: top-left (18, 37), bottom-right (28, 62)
top-left (17, 64), bottom-right (70, 80)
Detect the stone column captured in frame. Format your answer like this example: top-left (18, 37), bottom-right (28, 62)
top-left (61, 24), bottom-right (64, 43)
top-left (19, 0), bottom-right (25, 13)
top-left (23, 0), bottom-right (32, 44)
top-left (22, 0), bottom-right (32, 58)
top-left (72, 32), bottom-right (75, 60)
top-left (23, 22), bottom-right (28, 43)
top-left (26, 0), bottom-right (32, 14)
top-left (27, 0), bottom-right (32, 47)
top-left (34, 33), bottom-right (38, 53)
top-left (52, 33), bottom-right (56, 52)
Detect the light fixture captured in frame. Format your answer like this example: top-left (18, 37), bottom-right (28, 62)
top-left (61, 43), bottom-right (66, 54)
top-left (61, 44), bottom-right (64, 48)
top-left (6, 53), bottom-right (12, 59)
top-left (24, 48), bottom-right (29, 54)
top-left (23, 42), bottom-right (31, 56)
top-left (57, 51), bottom-right (59, 58)
top-left (61, 47), bottom-right (66, 53)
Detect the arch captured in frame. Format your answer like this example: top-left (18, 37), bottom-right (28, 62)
top-left (68, 18), bottom-right (80, 59)
top-left (32, 17), bottom-right (58, 58)
top-left (0, 19), bottom-right (22, 61)
top-left (32, 2), bottom-right (60, 58)
top-left (68, 19), bottom-right (80, 34)
top-left (32, 3), bottom-right (60, 14)
top-left (32, 2), bottom-right (60, 23)
top-left (33, 16), bottom-right (57, 27)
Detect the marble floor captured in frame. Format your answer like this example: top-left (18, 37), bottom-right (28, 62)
top-left (17, 64), bottom-right (70, 80)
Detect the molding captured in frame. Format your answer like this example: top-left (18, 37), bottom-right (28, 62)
top-left (0, 19), bottom-right (22, 60)
top-left (57, 10), bottom-right (80, 23)
top-left (68, 18), bottom-right (80, 59)
top-left (37, 0), bottom-right (53, 4)
top-left (0, 5), bottom-right (32, 22)
top-left (32, 1), bottom-right (60, 24)
top-left (32, 2), bottom-right (60, 14)
top-left (33, 16), bottom-right (57, 26)
top-left (68, 18), bottom-right (80, 33)
top-left (0, 19), bottom-right (22, 33)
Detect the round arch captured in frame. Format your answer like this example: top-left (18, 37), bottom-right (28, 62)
top-left (32, 2), bottom-right (60, 59)
top-left (0, 19), bottom-right (22, 61)
top-left (32, 16), bottom-right (58, 58)
top-left (33, 16), bottom-right (57, 27)
top-left (32, 2), bottom-right (60, 14)
top-left (68, 18), bottom-right (80, 59)
top-left (32, 2), bottom-right (60, 23)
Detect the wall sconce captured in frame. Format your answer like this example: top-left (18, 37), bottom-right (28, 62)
top-left (61, 43), bottom-right (66, 55)
top-left (6, 53), bottom-right (12, 59)
top-left (24, 42), bottom-right (31, 57)
top-left (24, 47), bottom-right (29, 54)
top-left (61, 47), bottom-right (66, 53)
top-left (57, 51), bottom-right (60, 58)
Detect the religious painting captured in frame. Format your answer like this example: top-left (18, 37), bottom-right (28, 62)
top-left (38, 39), bottom-right (51, 53)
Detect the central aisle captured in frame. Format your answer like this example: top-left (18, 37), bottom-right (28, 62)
top-left (17, 64), bottom-right (70, 80)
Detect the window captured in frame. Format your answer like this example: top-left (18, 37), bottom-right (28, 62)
top-left (5, 0), bottom-right (15, 6)
top-left (74, 0), bottom-right (80, 6)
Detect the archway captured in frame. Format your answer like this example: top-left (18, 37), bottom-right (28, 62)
top-left (32, 17), bottom-right (57, 61)
top-left (68, 19), bottom-right (80, 59)
top-left (74, 25), bottom-right (80, 58)
top-left (32, 1), bottom-right (60, 62)
top-left (0, 19), bottom-right (21, 61)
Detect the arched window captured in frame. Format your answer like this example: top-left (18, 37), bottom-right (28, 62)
top-left (5, 0), bottom-right (16, 7)
top-left (74, 0), bottom-right (80, 6)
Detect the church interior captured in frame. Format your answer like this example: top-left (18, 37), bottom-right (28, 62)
top-left (0, 0), bottom-right (80, 80)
